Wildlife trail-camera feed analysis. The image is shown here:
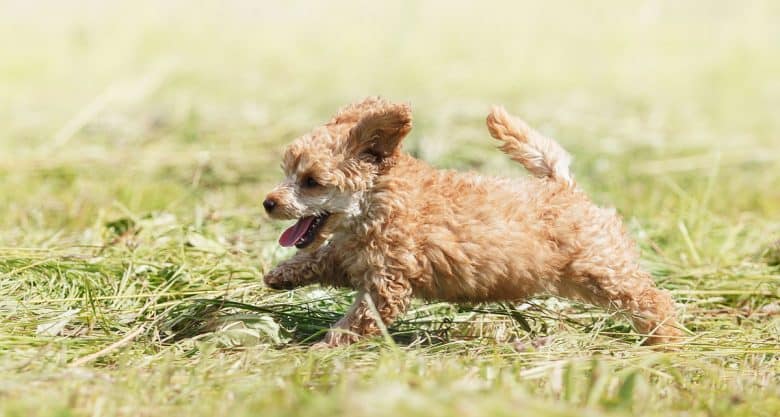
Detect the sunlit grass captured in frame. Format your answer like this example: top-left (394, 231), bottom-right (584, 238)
top-left (0, 1), bottom-right (778, 416)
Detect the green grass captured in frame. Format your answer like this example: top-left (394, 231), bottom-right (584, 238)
top-left (1, 1), bottom-right (779, 416)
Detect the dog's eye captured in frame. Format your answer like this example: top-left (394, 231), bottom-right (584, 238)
top-left (302, 176), bottom-right (320, 189)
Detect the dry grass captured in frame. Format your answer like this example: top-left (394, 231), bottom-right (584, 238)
top-left (1, 1), bottom-right (778, 416)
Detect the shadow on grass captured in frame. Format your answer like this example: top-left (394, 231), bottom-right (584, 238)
top-left (159, 296), bottom-right (602, 347)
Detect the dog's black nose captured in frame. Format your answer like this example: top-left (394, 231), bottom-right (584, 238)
top-left (263, 198), bottom-right (276, 213)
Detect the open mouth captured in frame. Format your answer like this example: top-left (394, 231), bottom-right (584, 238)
top-left (278, 213), bottom-right (330, 249)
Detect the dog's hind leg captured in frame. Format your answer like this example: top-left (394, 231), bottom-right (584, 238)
top-left (561, 264), bottom-right (684, 346)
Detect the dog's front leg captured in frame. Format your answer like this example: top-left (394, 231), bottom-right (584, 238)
top-left (319, 272), bottom-right (412, 347)
top-left (263, 245), bottom-right (345, 290)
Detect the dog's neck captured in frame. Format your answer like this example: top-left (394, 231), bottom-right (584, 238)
top-left (331, 154), bottom-right (421, 246)
top-left (333, 191), bottom-right (374, 235)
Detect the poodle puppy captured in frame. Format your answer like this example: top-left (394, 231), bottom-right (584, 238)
top-left (262, 97), bottom-right (683, 346)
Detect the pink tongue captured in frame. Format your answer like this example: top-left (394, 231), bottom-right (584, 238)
top-left (279, 216), bottom-right (316, 247)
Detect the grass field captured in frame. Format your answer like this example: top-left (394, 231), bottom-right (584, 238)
top-left (1, 1), bottom-right (779, 416)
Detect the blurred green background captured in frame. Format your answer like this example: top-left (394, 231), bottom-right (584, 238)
top-left (1, 1), bottom-right (778, 416)
top-left (2, 0), bottom-right (778, 234)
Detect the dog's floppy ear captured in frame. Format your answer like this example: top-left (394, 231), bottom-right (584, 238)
top-left (329, 96), bottom-right (384, 125)
top-left (345, 102), bottom-right (412, 162)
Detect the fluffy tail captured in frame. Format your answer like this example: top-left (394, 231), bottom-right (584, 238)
top-left (486, 106), bottom-right (573, 185)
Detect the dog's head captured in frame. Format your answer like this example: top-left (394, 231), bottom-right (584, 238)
top-left (263, 97), bottom-right (412, 250)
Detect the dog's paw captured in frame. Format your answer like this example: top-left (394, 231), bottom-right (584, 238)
top-left (310, 341), bottom-right (332, 350)
top-left (263, 267), bottom-right (297, 290)
top-left (320, 329), bottom-right (359, 347)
